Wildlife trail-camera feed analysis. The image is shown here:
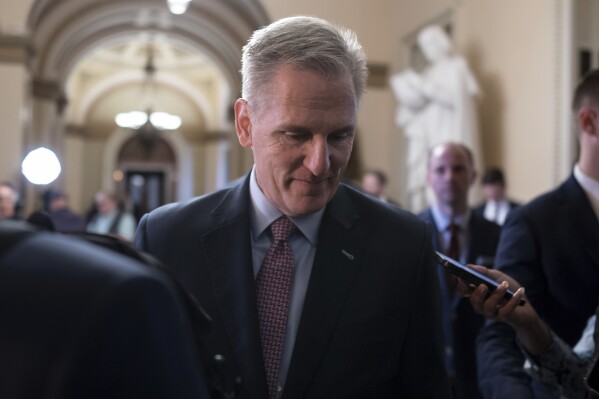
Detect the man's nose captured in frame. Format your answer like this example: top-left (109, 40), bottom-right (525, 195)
top-left (304, 137), bottom-right (330, 176)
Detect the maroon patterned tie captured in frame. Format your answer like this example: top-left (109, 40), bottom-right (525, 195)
top-left (256, 216), bottom-right (296, 399)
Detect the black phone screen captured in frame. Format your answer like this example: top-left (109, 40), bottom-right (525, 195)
top-left (433, 251), bottom-right (526, 306)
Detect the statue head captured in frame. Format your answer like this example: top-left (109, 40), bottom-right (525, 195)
top-left (417, 25), bottom-right (452, 63)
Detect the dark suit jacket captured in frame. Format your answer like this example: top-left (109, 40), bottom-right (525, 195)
top-left (419, 209), bottom-right (500, 399)
top-left (0, 220), bottom-right (209, 399)
top-left (136, 174), bottom-right (451, 399)
top-left (477, 175), bottom-right (599, 399)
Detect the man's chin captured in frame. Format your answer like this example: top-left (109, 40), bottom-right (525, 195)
top-left (285, 196), bottom-right (329, 217)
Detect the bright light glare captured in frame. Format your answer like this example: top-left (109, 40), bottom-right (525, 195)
top-left (115, 111), bottom-right (181, 130)
top-left (151, 112), bottom-right (182, 130)
top-left (115, 111), bottom-right (148, 129)
top-left (167, 0), bottom-right (191, 15)
top-left (22, 147), bottom-right (61, 185)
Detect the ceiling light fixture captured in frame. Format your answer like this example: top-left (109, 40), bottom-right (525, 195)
top-left (167, 0), bottom-right (192, 15)
top-left (115, 42), bottom-right (182, 132)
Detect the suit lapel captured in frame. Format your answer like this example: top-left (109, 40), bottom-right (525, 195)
top-left (283, 186), bottom-right (365, 397)
top-left (560, 175), bottom-right (599, 269)
top-left (421, 208), bottom-right (442, 252)
top-left (201, 177), bottom-right (268, 399)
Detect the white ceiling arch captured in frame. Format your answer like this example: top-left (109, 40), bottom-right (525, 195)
top-left (27, 0), bottom-right (270, 92)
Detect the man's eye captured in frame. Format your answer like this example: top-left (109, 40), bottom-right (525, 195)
top-left (329, 132), bottom-right (351, 142)
top-left (285, 132), bottom-right (310, 140)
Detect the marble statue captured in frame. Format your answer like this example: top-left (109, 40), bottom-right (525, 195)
top-left (391, 25), bottom-right (482, 212)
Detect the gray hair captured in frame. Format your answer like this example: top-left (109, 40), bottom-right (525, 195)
top-left (240, 16), bottom-right (368, 105)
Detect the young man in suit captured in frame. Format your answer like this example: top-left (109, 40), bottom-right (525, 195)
top-left (419, 142), bottom-right (501, 399)
top-left (473, 168), bottom-right (519, 226)
top-left (475, 69), bottom-right (599, 398)
top-left (136, 16), bottom-right (450, 399)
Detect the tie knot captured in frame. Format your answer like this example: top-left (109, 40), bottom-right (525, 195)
top-left (270, 216), bottom-right (295, 242)
top-left (447, 223), bottom-right (460, 234)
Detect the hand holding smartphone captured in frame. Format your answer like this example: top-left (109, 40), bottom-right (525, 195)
top-left (433, 251), bottom-right (526, 306)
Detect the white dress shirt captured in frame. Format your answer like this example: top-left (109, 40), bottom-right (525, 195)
top-left (574, 164), bottom-right (599, 221)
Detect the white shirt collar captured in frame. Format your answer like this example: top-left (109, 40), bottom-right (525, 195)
top-left (431, 204), bottom-right (470, 231)
top-left (248, 166), bottom-right (323, 246)
top-left (574, 164), bottom-right (599, 220)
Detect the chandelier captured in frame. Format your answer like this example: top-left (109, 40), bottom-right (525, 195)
top-left (115, 42), bottom-right (182, 132)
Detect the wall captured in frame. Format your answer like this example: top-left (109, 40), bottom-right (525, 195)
top-left (461, 0), bottom-right (559, 202)
top-left (0, 64), bottom-right (27, 183)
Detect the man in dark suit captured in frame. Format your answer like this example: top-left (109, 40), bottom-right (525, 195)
top-left (0, 220), bottom-right (210, 399)
top-left (136, 16), bottom-right (450, 399)
top-left (473, 168), bottom-right (519, 226)
top-left (476, 69), bottom-right (599, 398)
top-left (419, 142), bottom-right (501, 399)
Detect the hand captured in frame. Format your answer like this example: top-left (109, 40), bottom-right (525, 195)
top-left (458, 264), bottom-right (552, 355)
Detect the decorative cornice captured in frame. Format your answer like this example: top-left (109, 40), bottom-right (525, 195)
top-left (31, 78), bottom-right (69, 115)
top-left (0, 34), bottom-right (33, 64)
top-left (367, 63), bottom-right (389, 88)
top-left (64, 124), bottom-right (87, 137)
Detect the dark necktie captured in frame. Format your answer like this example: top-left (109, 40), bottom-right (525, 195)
top-left (447, 223), bottom-right (461, 261)
top-left (256, 216), bottom-right (296, 399)
top-left (445, 223), bottom-right (461, 296)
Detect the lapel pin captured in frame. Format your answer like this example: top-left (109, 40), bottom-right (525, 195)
top-left (341, 249), bottom-right (355, 260)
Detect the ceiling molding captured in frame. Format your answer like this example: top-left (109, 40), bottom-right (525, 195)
top-left (0, 34), bottom-right (34, 64)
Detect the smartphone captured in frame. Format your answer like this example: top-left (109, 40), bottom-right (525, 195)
top-left (433, 251), bottom-right (526, 306)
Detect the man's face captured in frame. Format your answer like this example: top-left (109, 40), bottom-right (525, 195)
top-left (482, 183), bottom-right (505, 202)
top-left (362, 173), bottom-right (383, 197)
top-left (95, 193), bottom-right (116, 215)
top-left (0, 186), bottom-right (16, 219)
top-left (235, 65), bottom-right (357, 217)
top-left (426, 144), bottom-right (476, 210)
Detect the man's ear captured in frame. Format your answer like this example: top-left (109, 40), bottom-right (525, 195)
top-left (234, 98), bottom-right (252, 148)
top-left (578, 106), bottom-right (598, 136)
top-left (469, 170), bottom-right (478, 186)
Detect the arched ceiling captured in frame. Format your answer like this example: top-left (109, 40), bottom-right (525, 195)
top-left (26, 0), bottom-right (270, 140)
top-left (65, 33), bottom-right (224, 139)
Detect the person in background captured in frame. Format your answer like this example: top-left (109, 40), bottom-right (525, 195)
top-left (476, 68), bottom-right (599, 399)
top-left (473, 167), bottom-right (519, 225)
top-left (461, 265), bottom-right (598, 399)
top-left (0, 182), bottom-right (19, 220)
top-left (360, 169), bottom-right (400, 206)
top-left (43, 189), bottom-right (86, 233)
top-left (87, 191), bottom-right (136, 241)
top-left (419, 142), bottom-right (501, 399)
top-left (136, 15), bottom-right (450, 399)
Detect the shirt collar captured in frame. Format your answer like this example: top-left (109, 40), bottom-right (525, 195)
top-left (248, 166), bottom-right (324, 246)
top-left (431, 204), bottom-right (470, 232)
top-left (574, 164), bottom-right (599, 217)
